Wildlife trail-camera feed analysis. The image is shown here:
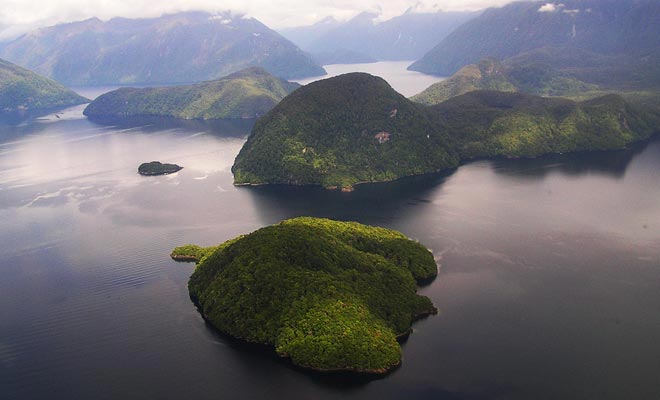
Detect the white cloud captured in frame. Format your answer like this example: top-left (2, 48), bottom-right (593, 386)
top-left (538, 3), bottom-right (564, 13)
top-left (0, 0), bottom-right (516, 40)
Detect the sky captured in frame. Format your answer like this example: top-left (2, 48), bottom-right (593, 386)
top-left (0, 0), bottom-right (516, 40)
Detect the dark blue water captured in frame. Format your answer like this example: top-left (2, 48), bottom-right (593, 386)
top-left (1, 98), bottom-right (659, 399)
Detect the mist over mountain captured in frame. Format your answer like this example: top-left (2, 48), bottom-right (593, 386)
top-left (409, 0), bottom-right (660, 75)
top-left (279, 9), bottom-right (478, 63)
top-left (0, 11), bottom-right (325, 86)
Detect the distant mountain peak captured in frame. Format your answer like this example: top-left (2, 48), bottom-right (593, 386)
top-left (0, 12), bottom-right (325, 85)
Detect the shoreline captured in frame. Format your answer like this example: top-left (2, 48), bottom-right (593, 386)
top-left (233, 133), bottom-right (660, 192)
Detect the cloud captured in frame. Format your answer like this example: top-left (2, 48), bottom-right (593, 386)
top-left (538, 3), bottom-right (565, 13)
top-left (0, 0), bottom-right (517, 40)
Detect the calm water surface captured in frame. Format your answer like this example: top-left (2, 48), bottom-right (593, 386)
top-left (1, 66), bottom-right (659, 399)
top-left (293, 61), bottom-right (445, 97)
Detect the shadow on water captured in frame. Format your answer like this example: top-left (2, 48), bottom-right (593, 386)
top-left (198, 317), bottom-right (382, 392)
top-left (240, 169), bottom-right (456, 227)
top-left (488, 137), bottom-right (656, 180)
top-left (197, 311), bottom-right (485, 399)
top-left (0, 108), bottom-right (70, 126)
top-left (86, 115), bottom-right (255, 138)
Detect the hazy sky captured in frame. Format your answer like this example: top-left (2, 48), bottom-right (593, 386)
top-left (0, 0), bottom-right (515, 39)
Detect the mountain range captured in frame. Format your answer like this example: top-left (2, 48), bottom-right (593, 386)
top-left (280, 10), bottom-right (477, 63)
top-left (409, 0), bottom-right (660, 76)
top-left (0, 11), bottom-right (325, 86)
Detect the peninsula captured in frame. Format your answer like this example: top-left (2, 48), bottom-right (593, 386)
top-left (84, 68), bottom-right (300, 120)
top-left (232, 73), bottom-right (658, 191)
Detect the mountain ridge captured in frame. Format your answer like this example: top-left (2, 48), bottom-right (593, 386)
top-left (83, 67), bottom-right (300, 120)
top-left (0, 57), bottom-right (88, 112)
top-left (232, 73), bottom-right (658, 190)
top-left (409, 0), bottom-right (660, 76)
top-left (0, 11), bottom-right (325, 85)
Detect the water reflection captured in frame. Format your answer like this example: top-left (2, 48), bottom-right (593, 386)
top-left (85, 115), bottom-right (255, 138)
top-left (488, 139), bottom-right (652, 180)
top-left (1, 109), bottom-right (659, 400)
top-left (243, 171), bottom-right (454, 226)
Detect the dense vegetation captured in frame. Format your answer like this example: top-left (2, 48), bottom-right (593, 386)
top-left (411, 58), bottom-right (597, 105)
top-left (434, 91), bottom-right (659, 159)
top-left (0, 12), bottom-right (324, 85)
top-left (84, 68), bottom-right (299, 120)
top-left (0, 58), bottom-right (87, 112)
top-left (233, 73), bottom-right (659, 190)
top-left (232, 73), bottom-right (460, 190)
top-left (174, 217), bottom-right (437, 373)
top-left (409, 0), bottom-right (660, 76)
top-left (138, 161), bottom-right (182, 176)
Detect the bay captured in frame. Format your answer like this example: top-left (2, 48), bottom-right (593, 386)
top-left (1, 62), bottom-right (659, 400)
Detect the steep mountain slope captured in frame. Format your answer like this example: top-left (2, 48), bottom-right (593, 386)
top-left (0, 11), bottom-right (325, 85)
top-left (280, 10), bottom-right (477, 62)
top-left (233, 73), bottom-right (657, 190)
top-left (409, 0), bottom-right (660, 75)
top-left (83, 67), bottom-right (300, 120)
top-left (0, 58), bottom-right (87, 112)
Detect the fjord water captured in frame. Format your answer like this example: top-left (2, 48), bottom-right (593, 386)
top-left (1, 81), bottom-right (660, 400)
top-left (293, 61), bottom-right (446, 97)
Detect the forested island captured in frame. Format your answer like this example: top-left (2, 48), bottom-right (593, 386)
top-left (84, 68), bottom-right (300, 120)
top-left (232, 73), bottom-right (659, 191)
top-left (138, 161), bottom-right (183, 176)
top-left (171, 217), bottom-right (437, 374)
top-left (0, 58), bottom-right (87, 112)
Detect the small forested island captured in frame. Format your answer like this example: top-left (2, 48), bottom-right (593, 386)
top-left (171, 217), bottom-right (438, 374)
top-left (84, 68), bottom-right (300, 120)
top-left (232, 73), bottom-right (659, 191)
top-left (0, 58), bottom-right (88, 112)
top-left (138, 161), bottom-right (182, 176)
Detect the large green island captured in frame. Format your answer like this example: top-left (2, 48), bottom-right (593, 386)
top-left (232, 72), bottom-right (659, 190)
top-left (83, 67), bottom-right (300, 120)
top-left (171, 217), bottom-right (437, 374)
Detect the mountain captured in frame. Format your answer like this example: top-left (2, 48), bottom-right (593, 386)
top-left (0, 58), bottom-right (87, 112)
top-left (83, 67), bottom-right (300, 120)
top-left (277, 17), bottom-right (342, 51)
top-left (232, 73), bottom-right (459, 190)
top-left (0, 11), bottom-right (325, 86)
top-left (232, 73), bottom-right (658, 190)
top-left (280, 10), bottom-right (478, 62)
top-left (311, 49), bottom-right (377, 66)
top-left (173, 217), bottom-right (437, 374)
top-left (409, 0), bottom-right (660, 75)
top-left (411, 58), bottom-right (597, 105)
